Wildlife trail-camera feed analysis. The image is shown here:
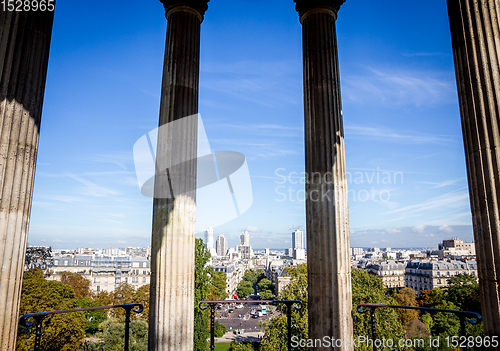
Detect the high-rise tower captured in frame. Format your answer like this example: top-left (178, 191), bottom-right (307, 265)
top-left (205, 227), bottom-right (214, 251)
top-left (216, 235), bottom-right (227, 257)
top-left (292, 230), bottom-right (304, 250)
top-left (240, 231), bottom-right (250, 246)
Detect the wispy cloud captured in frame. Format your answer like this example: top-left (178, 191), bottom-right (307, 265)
top-left (342, 67), bottom-right (456, 107)
top-left (66, 173), bottom-right (120, 197)
top-left (419, 178), bottom-right (464, 188)
top-left (384, 188), bottom-right (469, 216)
top-left (402, 52), bottom-right (447, 57)
top-left (78, 153), bottom-right (134, 170)
top-left (345, 125), bottom-right (458, 144)
top-left (201, 60), bottom-right (301, 107)
top-left (240, 225), bottom-right (262, 233)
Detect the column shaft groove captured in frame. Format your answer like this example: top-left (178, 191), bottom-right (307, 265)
top-left (149, 2), bottom-right (208, 350)
top-left (296, 1), bottom-right (353, 349)
top-left (0, 9), bottom-right (54, 351)
top-left (447, 0), bottom-right (500, 341)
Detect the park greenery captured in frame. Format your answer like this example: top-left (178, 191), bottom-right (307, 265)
top-left (17, 239), bottom-right (229, 351)
top-left (256, 264), bottom-right (482, 351)
top-left (236, 268), bottom-right (274, 300)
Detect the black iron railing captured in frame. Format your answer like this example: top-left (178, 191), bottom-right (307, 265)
top-left (357, 303), bottom-right (482, 351)
top-left (199, 299), bottom-right (302, 351)
top-left (19, 303), bottom-right (143, 351)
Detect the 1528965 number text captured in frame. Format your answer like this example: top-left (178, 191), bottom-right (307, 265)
top-left (2, 0), bottom-right (55, 12)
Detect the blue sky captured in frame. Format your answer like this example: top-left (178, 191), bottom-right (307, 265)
top-left (28, 0), bottom-right (473, 250)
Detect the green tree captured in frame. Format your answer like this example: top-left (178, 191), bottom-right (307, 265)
top-left (260, 290), bottom-right (273, 300)
top-left (214, 321), bottom-right (227, 338)
top-left (242, 270), bottom-right (256, 283)
top-left (258, 278), bottom-right (272, 292)
top-left (431, 300), bottom-right (460, 338)
top-left (261, 266), bottom-right (405, 351)
top-left (418, 288), bottom-right (446, 308)
top-left (260, 264), bottom-right (307, 351)
top-left (446, 273), bottom-right (480, 313)
top-left (351, 269), bottom-right (405, 350)
top-left (420, 313), bottom-right (434, 332)
top-left (16, 268), bottom-right (87, 351)
top-left (230, 342), bottom-right (255, 351)
top-left (236, 280), bottom-right (253, 299)
top-left (94, 290), bottom-right (112, 306)
top-left (110, 283), bottom-right (136, 319)
top-left (104, 320), bottom-right (147, 351)
top-left (76, 297), bottom-right (107, 336)
top-left (60, 271), bottom-right (93, 299)
top-left (194, 238), bottom-right (212, 351)
top-left (393, 287), bottom-right (419, 326)
top-left (209, 270), bottom-right (228, 300)
top-left (256, 269), bottom-right (266, 283)
top-left (133, 284), bottom-right (150, 321)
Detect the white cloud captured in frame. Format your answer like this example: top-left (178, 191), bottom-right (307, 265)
top-left (439, 225), bottom-right (454, 233)
top-left (342, 67), bottom-right (456, 107)
top-left (383, 189), bottom-right (470, 217)
top-left (386, 228), bottom-right (402, 234)
top-left (413, 225), bottom-right (426, 233)
top-left (66, 173), bottom-right (120, 197)
top-left (345, 125), bottom-right (457, 145)
top-left (241, 225), bottom-right (262, 233)
top-left (420, 179), bottom-right (464, 188)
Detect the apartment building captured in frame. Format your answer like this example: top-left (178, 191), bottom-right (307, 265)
top-left (212, 261), bottom-right (245, 298)
top-left (405, 260), bottom-right (477, 294)
top-left (47, 255), bottom-right (150, 293)
top-left (366, 261), bottom-right (406, 289)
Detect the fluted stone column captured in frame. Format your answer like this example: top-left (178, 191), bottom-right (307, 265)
top-left (148, 1), bottom-right (208, 350)
top-left (294, 1), bottom-right (353, 349)
top-left (447, 0), bottom-right (500, 340)
top-left (0, 9), bottom-right (54, 351)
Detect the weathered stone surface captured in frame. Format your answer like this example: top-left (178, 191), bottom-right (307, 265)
top-left (447, 0), bottom-right (500, 343)
top-left (0, 9), bottom-right (54, 351)
top-left (296, 2), bottom-right (353, 350)
top-left (149, 2), bottom-right (207, 350)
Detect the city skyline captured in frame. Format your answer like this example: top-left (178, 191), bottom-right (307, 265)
top-left (26, 0), bottom-right (474, 250)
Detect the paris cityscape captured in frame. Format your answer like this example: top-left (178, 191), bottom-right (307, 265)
top-left (2, 0), bottom-right (498, 350)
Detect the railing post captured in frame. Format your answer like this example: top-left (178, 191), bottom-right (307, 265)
top-left (123, 305), bottom-right (133, 351)
top-left (210, 303), bottom-right (216, 351)
top-left (370, 307), bottom-right (377, 351)
top-left (284, 301), bottom-right (292, 351)
top-left (33, 316), bottom-right (46, 351)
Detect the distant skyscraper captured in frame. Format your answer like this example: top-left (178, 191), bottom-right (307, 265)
top-left (216, 235), bottom-right (227, 257)
top-left (240, 231), bottom-right (250, 246)
top-left (205, 227), bottom-right (214, 251)
top-left (292, 230), bottom-right (304, 250)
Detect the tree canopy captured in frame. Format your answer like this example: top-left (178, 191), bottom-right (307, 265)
top-left (194, 238), bottom-right (211, 351)
top-left (16, 268), bottom-right (87, 351)
top-left (60, 271), bottom-right (92, 299)
top-left (209, 270), bottom-right (228, 301)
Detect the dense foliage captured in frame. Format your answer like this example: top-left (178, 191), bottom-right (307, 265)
top-left (209, 270), bottom-right (228, 301)
top-left (16, 268), bottom-right (87, 351)
top-left (194, 238), bottom-right (212, 351)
